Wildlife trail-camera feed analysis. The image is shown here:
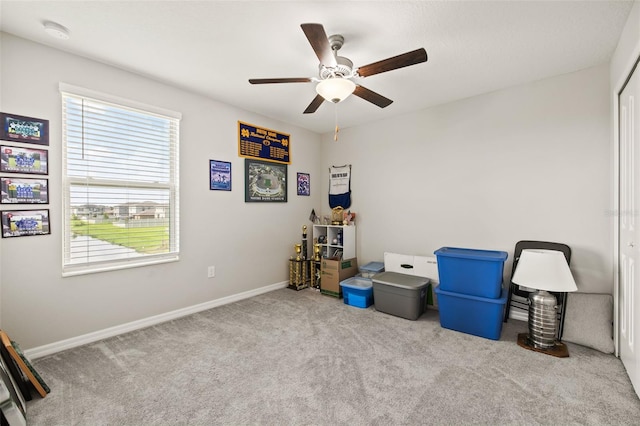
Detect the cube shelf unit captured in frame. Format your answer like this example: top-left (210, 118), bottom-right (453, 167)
top-left (312, 224), bottom-right (356, 260)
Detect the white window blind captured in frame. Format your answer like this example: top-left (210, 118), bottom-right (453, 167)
top-left (60, 84), bottom-right (180, 275)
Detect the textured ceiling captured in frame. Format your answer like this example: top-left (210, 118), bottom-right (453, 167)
top-left (0, 1), bottom-right (634, 134)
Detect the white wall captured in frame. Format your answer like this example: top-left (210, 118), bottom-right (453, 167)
top-left (0, 29), bottom-right (616, 350)
top-left (319, 64), bottom-right (612, 294)
top-left (0, 33), bottom-right (322, 349)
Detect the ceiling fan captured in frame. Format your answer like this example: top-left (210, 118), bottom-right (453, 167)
top-left (248, 23), bottom-right (428, 114)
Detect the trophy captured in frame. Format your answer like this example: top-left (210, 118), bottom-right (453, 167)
top-left (331, 206), bottom-right (344, 225)
top-left (294, 243), bottom-right (302, 261)
top-left (314, 243), bottom-right (321, 261)
top-left (301, 225), bottom-right (308, 260)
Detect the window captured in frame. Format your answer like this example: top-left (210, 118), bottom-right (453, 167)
top-left (60, 84), bottom-right (180, 275)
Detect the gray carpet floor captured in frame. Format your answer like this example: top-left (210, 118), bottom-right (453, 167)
top-left (25, 287), bottom-right (640, 425)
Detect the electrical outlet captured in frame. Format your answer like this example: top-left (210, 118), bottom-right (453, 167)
top-left (207, 266), bottom-right (215, 278)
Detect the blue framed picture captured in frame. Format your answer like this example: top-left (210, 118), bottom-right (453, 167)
top-left (210, 160), bottom-right (231, 191)
top-left (297, 172), bottom-right (310, 196)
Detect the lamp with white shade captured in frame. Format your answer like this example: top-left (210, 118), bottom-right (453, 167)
top-left (511, 249), bottom-right (577, 357)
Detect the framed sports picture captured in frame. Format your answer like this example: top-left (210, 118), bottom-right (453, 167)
top-left (297, 172), bottom-right (310, 196)
top-left (244, 158), bottom-right (287, 202)
top-left (1, 209), bottom-right (51, 238)
top-left (0, 145), bottom-right (48, 175)
top-left (210, 160), bottom-right (231, 191)
top-left (0, 112), bottom-right (49, 146)
top-left (1, 177), bottom-right (49, 204)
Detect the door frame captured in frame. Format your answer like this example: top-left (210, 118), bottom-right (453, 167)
top-left (615, 53), bottom-right (640, 358)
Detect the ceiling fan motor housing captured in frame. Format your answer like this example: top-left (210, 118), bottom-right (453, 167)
top-left (319, 56), bottom-right (354, 79)
top-left (318, 34), bottom-right (353, 80)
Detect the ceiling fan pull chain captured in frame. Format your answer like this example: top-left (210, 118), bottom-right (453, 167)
top-left (334, 103), bottom-right (339, 141)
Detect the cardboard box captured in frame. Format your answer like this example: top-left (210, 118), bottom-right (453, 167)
top-left (320, 257), bottom-right (358, 297)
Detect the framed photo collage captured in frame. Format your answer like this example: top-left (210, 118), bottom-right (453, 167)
top-left (0, 112), bottom-right (51, 238)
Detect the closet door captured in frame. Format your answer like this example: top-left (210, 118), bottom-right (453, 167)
top-left (619, 64), bottom-right (640, 396)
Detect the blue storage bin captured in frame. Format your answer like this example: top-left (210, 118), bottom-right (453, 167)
top-left (434, 247), bottom-right (508, 298)
top-left (359, 261), bottom-right (385, 279)
top-left (340, 276), bottom-right (374, 308)
top-left (434, 285), bottom-right (507, 340)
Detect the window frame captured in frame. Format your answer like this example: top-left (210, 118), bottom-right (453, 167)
top-left (60, 83), bottom-right (181, 276)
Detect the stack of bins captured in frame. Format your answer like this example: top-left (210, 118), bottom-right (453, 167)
top-left (339, 261), bottom-right (384, 309)
top-left (434, 247), bottom-right (508, 340)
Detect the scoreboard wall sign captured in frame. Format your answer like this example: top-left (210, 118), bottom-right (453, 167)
top-left (238, 121), bottom-right (290, 164)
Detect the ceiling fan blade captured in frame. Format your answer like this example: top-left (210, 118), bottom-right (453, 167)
top-left (353, 85), bottom-right (393, 108)
top-left (301, 23), bottom-right (337, 68)
top-left (356, 48), bottom-right (428, 78)
top-left (249, 78), bottom-right (312, 84)
top-left (303, 94), bottom-right (325, 114)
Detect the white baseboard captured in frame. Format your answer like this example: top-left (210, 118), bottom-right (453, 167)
top-left (25, 281), bottom-right (288, 359)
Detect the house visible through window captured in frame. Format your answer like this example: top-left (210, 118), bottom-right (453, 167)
top-left (60, 83), bottom-right (180, 275)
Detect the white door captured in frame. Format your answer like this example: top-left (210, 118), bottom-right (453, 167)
top-left (619, 64), bottom-right (640, 396)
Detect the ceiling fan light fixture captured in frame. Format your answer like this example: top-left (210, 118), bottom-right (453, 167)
top-left (316, 78), bottom-right (356, 103)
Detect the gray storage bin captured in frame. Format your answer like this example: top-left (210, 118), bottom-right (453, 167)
top-left (373, 271), bottom-right (430, 320)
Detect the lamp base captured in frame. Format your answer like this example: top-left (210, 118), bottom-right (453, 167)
top-left (517, 333), bottom-right (569, 358)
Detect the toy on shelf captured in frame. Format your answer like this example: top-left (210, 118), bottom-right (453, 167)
top-left (343, 210), bottom-right (356, 225)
